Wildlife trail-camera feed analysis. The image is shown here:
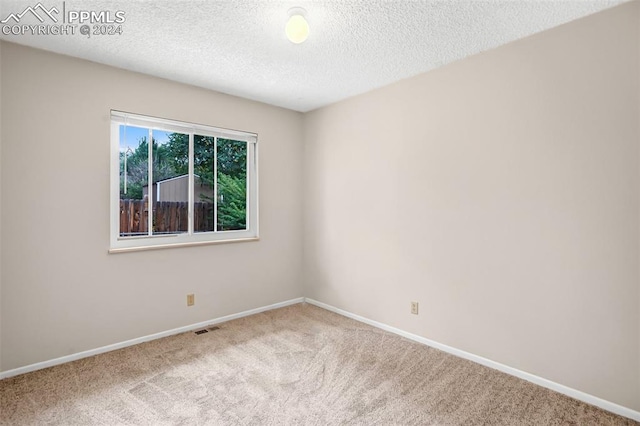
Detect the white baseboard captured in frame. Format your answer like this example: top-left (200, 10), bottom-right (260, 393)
top-left (304, 298), bottom-right (640, 422)
top-left (0, 297), bottom-right (305, 380)
top-left (2, 295), bottom-right (638, 422)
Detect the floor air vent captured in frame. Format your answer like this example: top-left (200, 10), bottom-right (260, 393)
top-left (195, 326), bottom-right (219, 335)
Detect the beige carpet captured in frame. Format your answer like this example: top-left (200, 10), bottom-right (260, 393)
top-left (0, 303), bottom-right (636, 425)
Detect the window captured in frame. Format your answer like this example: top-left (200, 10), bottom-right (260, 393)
top-left (110, 111), bottom-right (258, 252)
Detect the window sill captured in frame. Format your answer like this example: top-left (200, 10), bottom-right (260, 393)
top-left (108, 236), bottom-right (259, 254)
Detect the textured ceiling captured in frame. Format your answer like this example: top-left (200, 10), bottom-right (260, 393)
top-left (0, 0), bottom-right (627, 112)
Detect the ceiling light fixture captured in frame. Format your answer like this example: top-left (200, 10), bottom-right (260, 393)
top-left (286, 7), bottom-right (309, 44)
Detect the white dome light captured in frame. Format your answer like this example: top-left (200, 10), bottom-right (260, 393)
top-left (286, 8), bottom-right (309, 44)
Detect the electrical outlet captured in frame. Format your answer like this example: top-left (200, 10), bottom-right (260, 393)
top-left (187, 294), bottom-right (195, 306)
top-left (411, 301), bottom-right (419, 315)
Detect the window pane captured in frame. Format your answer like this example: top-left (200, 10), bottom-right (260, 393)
top-left (152, 131), bottom-right (189, 235)
top-left (217, 138), bottom-right (247, 231)
top-left (193, 135), bottom-right (216, 233)
top-left (119, 125), bottom-right (149, 237)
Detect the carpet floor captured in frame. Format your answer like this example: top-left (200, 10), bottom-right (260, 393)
top-left (0, 303), bottom-right (636, 425)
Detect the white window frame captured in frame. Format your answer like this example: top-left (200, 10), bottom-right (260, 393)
top-left (110, 110), bottom-right (258, 253)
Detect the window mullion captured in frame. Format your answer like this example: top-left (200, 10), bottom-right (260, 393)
top-left (247, 142), bottom-right (252, 230)
top-left (147, 128), bottom-right (153, 236)
top-left (188, 133), bottom-right (194, 235)
top-left (214, 137), bottom-right (218, 233)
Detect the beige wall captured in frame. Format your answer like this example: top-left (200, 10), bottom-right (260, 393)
top-left (0, 40), bottom-right (3, 371)
top-left (303, 1), bottom-right (640, 411)
top-left (0, 42), bottom-right (303, 371)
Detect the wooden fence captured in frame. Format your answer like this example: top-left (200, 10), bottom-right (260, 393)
top-left (119, 199), bottom-right (215, 236)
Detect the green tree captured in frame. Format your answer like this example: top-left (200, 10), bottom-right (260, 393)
top-left (216, 138), bottom-right (247, 230)
top-left (217, 138), bottom-right (247, 178)
top-left (120, 138), bottom-right (148, 199)
top-left (163, 134), bottom-right (247, 230)
top-left (165, 133), bottom-right (190, 175)
top-left (119, 136), bottom-right (175, 200)
top-left (217, 172), bottom-right (247, 230)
